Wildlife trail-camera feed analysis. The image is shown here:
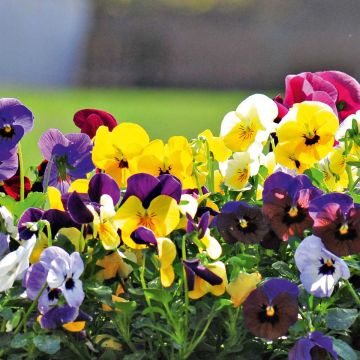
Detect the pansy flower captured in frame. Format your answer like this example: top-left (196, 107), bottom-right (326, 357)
top-left (73, 108), bottom-right (117, 139)
top-left (115, 173), bottom-right (181, 249)
top-left (0, 98), bottom-right (34, 151)
top-left (67, 173), bottom-right (121, 250)
top-left (295, 235), bottom-right (350, 297)
top-left (216, 201), bottom-right (269, 245)
top-left (0, 171), bottom-right (32, 201)
top-left (289, 331), bottom-right (338, 360)
top-left (263, 172), bottom-right (322, 241)
top-left (38, 129), bottom-right (94, 193)
top-left (243, 278), bottom-right (299, 340)
top-left (183, 259), bottom-right (228, 299)
top-left (220, 94), bottom-right (278, 152)
top-left (131, 227), bottom-right (176, 287)
top-left (187, 211), bottom-right (222, 259)
top-left (92, 123), bottom-right (149, 187)
top-left (275, 101), bottom-right (339, 168)
top-left (309, 193), bottom-right (360, 256)
top-left (0, 147), bottom-right (18, 182)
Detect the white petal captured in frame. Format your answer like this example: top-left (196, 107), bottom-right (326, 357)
top-left (70, 252), bottom-right (84, 279)
top-left (63, 279), bottom-right (85, 308)
top-left (47, 257), bottom-right (68, 288)
top-left (220, 111), bottom-right (239, 137)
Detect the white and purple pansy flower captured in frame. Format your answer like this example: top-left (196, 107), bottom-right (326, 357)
top-left (295, 235), bottom-right (350, 297)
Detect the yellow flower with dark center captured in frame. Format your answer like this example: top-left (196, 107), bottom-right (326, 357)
top-left (273, 143), bottom-right (311, 173)
top-left (276, 102), bottom-right (339, 166)
top-left (92, 123), bottom-right (149, 187)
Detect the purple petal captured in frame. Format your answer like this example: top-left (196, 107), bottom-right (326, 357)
top-left (43, 209), bottom-right (82, 235)
top-left (198, 211), bottom-right (210, 239)
top-left (67, 192), bottom-right (94, 224)
top-left (70, 252), bottom-right (84, 280)
top-left (24, 262), bottom-right (48, 300)
top-left (38, 129), bottom-right (69, 161)
top-left (88, 173), bottom-right (120, 205)
top-left (183, 259), bottom-right (222, 286)
top-left (0, 233), bottom-right (9, 259)
top-left (0, 124), bottom-right (24, 151)
top-left (183, 261), bottom-right (196, 291)
top-left (40, 305), bottom-right (78, 329)
top-left (288, 338), bottom-right (313, 360)
top-left (18, 207), bottom-right (44, 240)
top-left (309, 193), bottom-right (354, 220)
top-left (211, 201), bottom-right (242, 228)
top-left (157, 175), bottom-right (182, 204)
top-left (309, 331), bottom-right (338, 359)
top-left (40, 246), bottom-right (69, 268)
top-left (0, 148), bottom-right (18, 181)
top-left (263, 172), bottom-right (295, 202)
top-left (262, 278), bottom-right (299, 303)
top-left (186, 213), bottom-right (196, 233)
top-left (130, 227), bottom-right (158, 246)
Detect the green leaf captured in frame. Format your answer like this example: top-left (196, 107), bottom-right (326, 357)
top-left (214, 298), bottom-right (233, 312)
top-left (332, 338), bottom-right (357, 360)
top-left (346, 161), bottom-right (360, 167)
top-left (123, 352), bottom-right (146, 360)
top-left (304, 168), bottom-right (324, 187)
top-left (113, 300), bottom-right (137, 314)
top-left (325, 308), bottom-right (358, 330)
top-left (84, 282), bottom-right (113, 304)
top-left (352, 118), bottom-right (359, 134)
top-left (143, 288), bottom-right (172, 305)
top-left (33, 335), bottom-right (61, 355)
top-left (228, 254), bottom-right (258, 269)
top-left (272, 261), bottom-right (293, 278)
top-left (142, 306), bottom-right (166, 318)
top-left (10, 334), bottom-right (32, 349)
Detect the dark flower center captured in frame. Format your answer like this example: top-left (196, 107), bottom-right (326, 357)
top-left (282, 205), bottom-right (306, 225)
top-left (237, 216), bottom-right (257, 233)
top-left (335, 222), bottom-right (357, 241)
top-left (0, 124), bottom-right (15, 138)
top-left (294, 160), bottom-right (301, 169)
top-left (65, 277), bottom-right (75, 290)
top-left (118, 159), bottom-right (129, 169)
top-left (258, 304), bottom-right (279, 325)
top-left (318, 258), bottom-right (336, 275)
top-left (310, 345), bottom-right (329, 360)
top-left (304, 132), bottom-right (320, 146)
top-left (47, 287), bottom-right (61, 301)
top-left (159, 166), bottom-right (171, 175)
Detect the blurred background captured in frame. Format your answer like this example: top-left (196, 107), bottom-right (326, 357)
top-left (0, 0), bottom-right (359, 165)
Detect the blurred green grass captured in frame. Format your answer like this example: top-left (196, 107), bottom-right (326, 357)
top-left (1, 88), bottom-right (254, 168)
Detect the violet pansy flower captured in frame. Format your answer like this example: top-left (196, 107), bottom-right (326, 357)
top-left (294, 235), bottom-right (350, 298)
top-left (0, 98), bottom-right (34, 151)
top-left (0, 147), bottom-right (18, 182)
top-left (289, 331), bottom-right (338, 360)
top-left (38, 129), bottom-right (94, 193)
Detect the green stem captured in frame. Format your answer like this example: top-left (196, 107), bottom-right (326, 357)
top-left (204, 140), bottom-right (214, 193)
top-left (181, 235), bottom-right (189, 327)
top-left (45, 221), bottom-right (53, 247)
top-left (140, 252), bottom-right (155, 321)
top-left (14, 282), bottom-right (47, 335)
top-left (345, 279), bottom-right (360, 307)
top-left (346, 165), bottom-right (354, 193)
top-left (17, 143), bottom-right (25, 201)
top-left (193, 163), bottom-right (203, 196)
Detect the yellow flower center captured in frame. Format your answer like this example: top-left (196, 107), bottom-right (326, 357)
top-left (288, 206), bottom-right (298, 217)
top-left (239, 218), bottom-right (248, 228)
top-left (237, 168), bottom-right (249, 183)
top-left (0, 181), bottom-right (4, 186)
top-left (266, 306), bottom-right (275, 317)
top-left (137, 211), bottom-right (156, 231)
top-left (325, 259), bottom-right (334, 267)
top-left (339, 223), bottom-right (348, 235)
top-left (238, 124), bottom-right (255, 141)
top-left (3, 124), bottom-right (12, 133)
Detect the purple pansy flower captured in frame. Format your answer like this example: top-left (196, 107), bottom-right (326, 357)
top-left (243, 278), bottom-right (299, 341)
top-left (38, 129), bottom-right (94, 193)
top-left (289, 331), bottom-right (338, 360)
top-left (0, 147), bottom-right (18, 182)
top-left (309, 193), bottom-right (360, 256)
top-left (295, 235), bottom-right (350, 298)
top-left (0, 98), bottom-right (34, 151)
top-left (40, 304), bottom-right (79, 330)
top-left (263, 172), bottom-right (322, 241)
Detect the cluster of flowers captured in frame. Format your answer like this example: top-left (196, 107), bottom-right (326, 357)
top-left (0, 70), bottom-right (360, 359)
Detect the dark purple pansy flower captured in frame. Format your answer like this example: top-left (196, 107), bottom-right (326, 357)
top-left (260, 230), bottom-right (282, 251)
top-left (216, 201), bottom-right (269, 244)
top-left (309, 193), bottom-right (360, 256)
top-left (0, 147), bottom-right (18, 182)
top-left (263, 172), bottom-right (322, 241)
top-left (183, 259), bottom-right (223, 291)
top-left (40, 304), bottom-right (79, 330)
top-left (67, 173), bottom-right (120, 224)
top-left (289, 331), bottom-right (338, 360)
top-left (0, 98), bottom-right (34, 151)
top-left (121, 173), bottom-right (182, 209)
top-left (18, 208), bottom-right (80, 240)
top-left (73, 108), bottom-right (117, 139)
top-left (243, 278), bottom-right (299, 340)
top-left (38, 129), bottom-right (94, 194)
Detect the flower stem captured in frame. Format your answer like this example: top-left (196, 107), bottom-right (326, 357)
top-left (140, 251), bottom-right (154, 321)
top-left (181, 235), bottom-right (189, 328)
top-left (14, 282), bottom-right (47, 335)
top-left (345, 279), bottom-right (360, 307)
top-left (17, 143), bottom-right (25, 201)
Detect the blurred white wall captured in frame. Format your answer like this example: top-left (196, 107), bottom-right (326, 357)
top-left (0, 0), bottom-right (92, 86)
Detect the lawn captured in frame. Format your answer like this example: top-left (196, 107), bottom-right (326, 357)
top-left (1, 87), bottom-right (256, 168)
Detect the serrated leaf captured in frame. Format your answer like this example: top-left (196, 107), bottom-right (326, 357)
top-left (33, 335), bottom-right (61, 355)
top-left (325, 308), bottom-right (358, 330)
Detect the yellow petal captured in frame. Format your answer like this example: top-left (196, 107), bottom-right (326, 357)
top-left (57, 227), bottom-right (85, 252)
top-left (200, 231), bottom-right (222, 260)
top-left (160, 266), bottom-right (175, 288)
top-left (30, 232), bottom-right (48, 263)
top-left (99, 222), bottom-right (120, 250)
top-left (68, 179), bottom-right (89, 193)
top-left (47, 187), bottom-right (64, 211)
top-left (157, 237), bottom-right (176, 268)
top-left (63, 321), bottom-right (86, 332)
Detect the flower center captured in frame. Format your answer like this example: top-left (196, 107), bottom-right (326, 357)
top-left (65, 277), bottom-right (75, 290)
top-left (0, 124), bottom-right (15, 138)
top-left (118, 159), bottom-right (129, 169)
top-left (47, 287), bottom-right (61, 301)
top-left (266, 306), bottom-right (275, 317)
top-left (138, 211), bottom-right (156, 231)
top-left (304, 132), bottom-right (320, 146)
top-left (159, 165), bottom-right (172, 175)
top-left (339, 223), bottom-right (348, 235)
top-left (258, 304), bottom-right (279, 324)
top-left (239, 218), bottom-right (248, 228)
top-left (288, 206), bottom-right (298, 217)
top-left (318, 258), bottom-right (336, 275)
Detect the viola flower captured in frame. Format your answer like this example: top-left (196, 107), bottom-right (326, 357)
top-left (0, 235), bottom-right (36, 292)
top-left (0, 147), bottom-right (18, 182)
top-left (136, 136), bottom-right (194, 188)
top-left (226, 272), bottom-right (262, 307)
top-left (289, 331), bottom-right (338, 360)
top-left (183, 259), bottom-right (228, 299)
top-left (275, 102), bottom-right (339, 168)
top-left (73, 108), bottom-right (117, 139)
top-left (243, 279), bottom-right (299, 340)
top-left (187, 211), bottom-right (222, 259)
top-left (219, 143), bottom-right (262, 191)
top-left (216, 201), bottom-right (269, 244)
top-left (115, 174), bottom-right (181, 249)
top-left (0, 98), bottom-right (34, 151)
top-left (92, 123), bottom-right (149, 187)
top-left (220, 94), bottom-right (278, 152)
top-left (309, 193), bottom-right (360, 256)
top-left (39, 304), bottom-right (79, 330)
top-left (198, 129), bottom-right (232, 162)
top-left (67, 173), bottom-right (121, 250)
top-left (295, 235), bottom-right (350, 298)
top-left (131, 227), bottom-right (177, 287)
top-left (38, 129), bottom-right (94, 194)
top-left (263, 172), bottom-right (322, 240)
